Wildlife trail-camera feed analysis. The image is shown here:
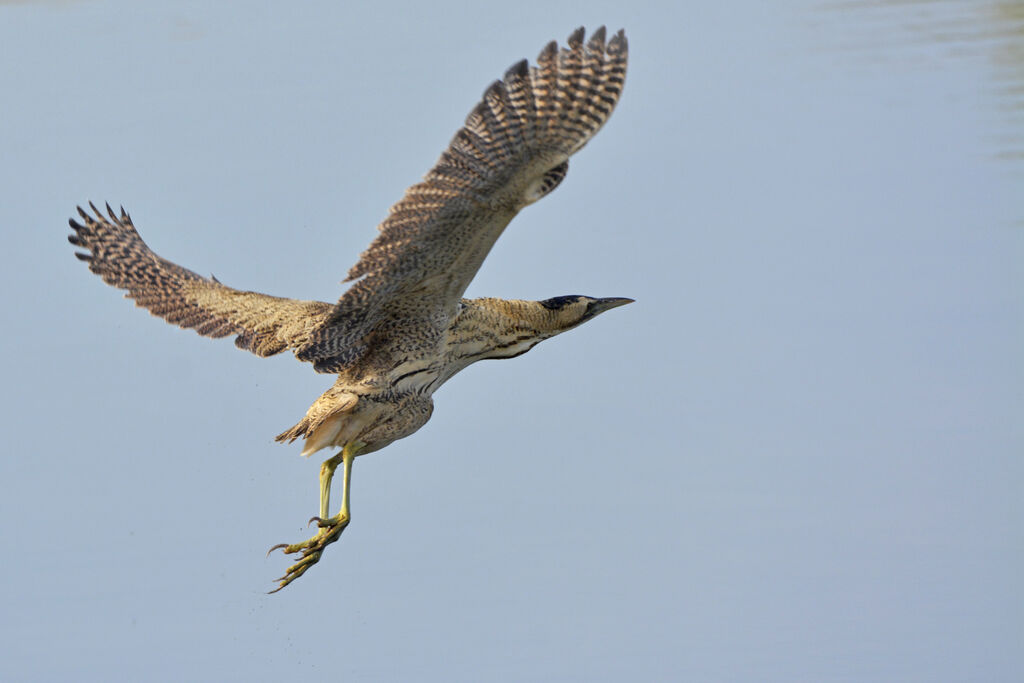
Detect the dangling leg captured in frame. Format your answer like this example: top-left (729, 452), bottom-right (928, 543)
top-left (268, 441), bottom-right (362, 593)
top-left (313, 438), bottom-right (355, 528)
top-left (318, 451), bottom-right (344, 520)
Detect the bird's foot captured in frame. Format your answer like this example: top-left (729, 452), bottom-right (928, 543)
top-left (267, 513), bottom-right (350, 593)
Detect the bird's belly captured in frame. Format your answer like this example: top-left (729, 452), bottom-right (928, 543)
top-left (300, 390), bottom-right (434, 457)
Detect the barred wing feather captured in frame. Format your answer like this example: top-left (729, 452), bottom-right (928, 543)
top-left (299, 27), bottom-right (628, 372)
top-left (69, 203), bottom-right (333, 359)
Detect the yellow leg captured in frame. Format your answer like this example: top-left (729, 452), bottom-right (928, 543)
top-left (318, 453), bottom-right (343, 520)
top-left (313, 441), bottom-right (355, 527)
top-left (268, 441), bottom-right (362, 593)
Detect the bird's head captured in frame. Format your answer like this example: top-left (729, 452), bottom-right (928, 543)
top-left (538, 295), bottom-right (634, 332)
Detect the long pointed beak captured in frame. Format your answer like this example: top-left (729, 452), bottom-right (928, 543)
top-left (585, 297), bottom-right (635, 319)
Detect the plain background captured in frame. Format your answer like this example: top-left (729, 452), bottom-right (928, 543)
top-left (1, 1), bottom-right (1020, 681)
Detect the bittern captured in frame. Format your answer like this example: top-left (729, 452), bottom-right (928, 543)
top-left (69, 27), bottom-right (630, 592)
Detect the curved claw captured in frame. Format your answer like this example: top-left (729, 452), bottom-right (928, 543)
top-left (269, 548), bottom-right (323, 592)
top-left (307, 516), bottom-right (323, 527)
top-left (268, 514), bottom-right (351, 593)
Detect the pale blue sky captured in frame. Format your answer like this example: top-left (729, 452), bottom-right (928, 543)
top-left (1, 1), bottom-right (1020, 681)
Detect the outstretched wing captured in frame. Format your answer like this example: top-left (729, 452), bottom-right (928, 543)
top-left (299, 27), bottom-right (628, 372)
top-left (69, 203), bottom-right (333, 359)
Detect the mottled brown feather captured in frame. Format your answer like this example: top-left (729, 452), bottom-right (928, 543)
top-left (68, 202), bottom-right (332, 359)
top-left (68, 29), bottom-right (627, 377)
top-left (298, 27), bottom-right (628, 372)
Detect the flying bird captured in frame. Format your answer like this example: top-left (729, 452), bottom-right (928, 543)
top-left (69, 27), bottom-right (630, 592)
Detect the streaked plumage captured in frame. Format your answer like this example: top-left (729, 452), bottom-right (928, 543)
top-left (69, 27), bottom-right (630, 591)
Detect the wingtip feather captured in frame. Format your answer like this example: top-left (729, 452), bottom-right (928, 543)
top-left (567, 26), bottom-right (585, 48)
top-left (504, 58), bottom-right (528, 81)
top-left (539, 39), bottom-right (557, 62)
top-left (609, 29), bottom-right (627, 55)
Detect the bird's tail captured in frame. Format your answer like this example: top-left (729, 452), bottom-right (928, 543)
top-left (275, 388), bottom-right (360, 457)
